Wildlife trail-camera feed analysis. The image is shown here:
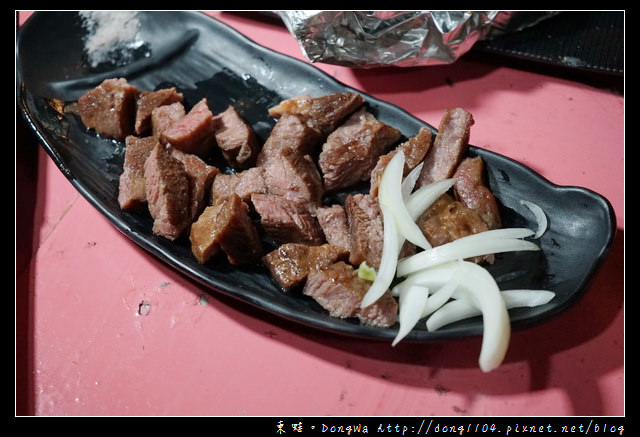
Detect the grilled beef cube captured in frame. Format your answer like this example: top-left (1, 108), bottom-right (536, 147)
top-left (189, 194), bottom-right (262, 265)
top-left (345, 193), bottom-right (416, 268)
top-left (318, 108), bottom-right (401, 192)
top-left (151, 101), bottom-right (186, 137)
top-left (210, 167), bottom-right (267, 205)
top-left (417, 108), bottom-right (474, 187)
top-left (77, 77), bottom-right (139, 141)
top-left (134, 87), bottom-right (184, 135)
top-left (256, 113), bottom-right (323, 167)
top-left (118, 136), bottom-right (159, 210)
top-left (262, 243), bottom-right (348, 292)
top-left (417, 192), bottom-right (493, 264)
top-left (268, 92), bottom-right (366, 137)
top-left (251, 193), bottom-right (324, 246)
top-left (370, 126), bottom-right (433, 196)
top-left (143, 143), bottom-right (190, 240)
top-left (315, 205), bottom-right (350, 250)
top-left (160, 98), bottom-right (215, 158)
top-left (303, 261), bottom-right (398, 328)
top-left (170, 148), bottom-right (218, 221)
top-left (261, 148), bottom-right (324, 214)
top-left (118, 135), bottom-right (158, 211)
top-left (453, 156), bottom-right (502, 230)
top-left (344, 193), bottom-right (384, 269)
top-left (212, 105), bottom-right (259, 169)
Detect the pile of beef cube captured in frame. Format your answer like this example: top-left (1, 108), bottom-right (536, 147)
top-left (75, 77), bottom-right (501, 329)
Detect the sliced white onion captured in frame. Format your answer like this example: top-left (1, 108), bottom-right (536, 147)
top-left (391, 260), bottom-right (461, 296)
top-left (421, 272), bottom-right (461, 318)
top-left (401, 161), bottom-right (423, 199)
top-left (405, 178), bottom-right (454, 220)
top-left (520, 200), bottom-right (548, 238)
top-left (392, 284), bottom-right (429, 347)
top-left (378, 150), bottom-right (431, 250)
top-left (396, 234), bottom-right (540, 277)
top-left (426, 289), bottom-right (556, 332)
top-left (430, 261), bottom-right (511, 373)
top-left (360, 203), bottom-right (399, 309)
top-left (500, 289), bottom-right (556, 307)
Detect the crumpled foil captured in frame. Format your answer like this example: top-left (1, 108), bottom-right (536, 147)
top-left (278, 11), bottom-right (557, 68)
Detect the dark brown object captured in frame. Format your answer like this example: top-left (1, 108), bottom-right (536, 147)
top-left (151, 102), bottom-right (186, 138)
top-left (370, 126), bottom-right (433, 196)
top-left (189, 194), bottom-right (262, 265)
top-left (453, 156), bottom-right (502, 230)
top-left (251, 193), bottom-right (324, 246)
top-left (256, 113), bottom-right (323, 166)
top-left (262, 243), bottom-right (348, 291)
top-left (77, 77), bottom-right (139, 141)
top-left (170, 148), bottom-right (218, 221)
top-left (417, 108), bottom-right (474, 187)
top-left (261, 148), bottom-right (324, 214)
top-left (303, 261), bottom-right (398, 328)
top-left (210, 167), bottom-right (267, 205)
top-left (268, 92), bottom-right (366, 137)
top-left (143, 143), bottom-right (190, 240)
top-left (160, 98), bottom-right (215, 158)
top-left (318, 108), bottom-right (401, 192)
top-left (118, 135), bottom-right (159, 210)
top-left (418, 193), bottom-right (494, 264)
top-left (134, 87), bottom-right (184, 135)
top-left (315, 205), bottom-right (350, 250)
top-left (212, 105), bottom-right (259, 169)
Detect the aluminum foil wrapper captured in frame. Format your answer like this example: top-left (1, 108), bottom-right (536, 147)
top-left (278, 11), bottom-right (556, 68)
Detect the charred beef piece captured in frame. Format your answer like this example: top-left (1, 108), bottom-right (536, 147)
top-left (344, 193), bottom-right (415, 268)
top-left (189, 193), bottom-right (262, 265)
top-left (370, 126), bottom-right (433, 196)
top-left (262, 243), bottom-right (349, 292)
top-left (344, 193), bottom-right (384, 269)
top-left (134, 87), bottom-right (184, 135)
top-left (417, 108), bottom-right (474, 187)
top-left (212, 105), bottom-right (260, 169)
top-left (118, 135), bottom-right (159, 211)
top-left (453, 156), bottom-right (502, 230)
top-left (303, 261), bottom-right (398, 328)
top-left (315, 205), bottom-right (350, 250)
top-left (151, 102), bottom-right (186, 138)
top-left (268, 92), bottom-right (366, 137)
top-left (417, 192), bottom-right (494, 264)
top-left (143, 143), bottom-right (191, 240)
top-left (251, 193), bottom-right (324, 246)
top-left (256, 113), bottom-right (323, 167)
top-left (318, 108), bottom-right (401, 192)
top-left (160, 98), bottom-right (215, 158)
top-left (261, 148), bottom-right (324, 214)
top-left (77, 77), bottom-right (139, 141)
top-left (210, 167), bottom-right (267, 205)
top-left (170, 148), bottom-right (218, 221)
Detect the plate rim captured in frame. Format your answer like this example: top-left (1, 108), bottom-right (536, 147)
top-left (16, 11), bottom-right (618, 342)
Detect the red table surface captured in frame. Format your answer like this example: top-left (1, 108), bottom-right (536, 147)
top-left (16, 11), bottom-right (624, 417)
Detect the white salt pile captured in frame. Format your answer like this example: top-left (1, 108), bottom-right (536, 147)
top-left (79, 11), bottom-right (143, 67)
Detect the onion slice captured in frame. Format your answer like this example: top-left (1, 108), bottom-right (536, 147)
top-left (392, 284), bottom-right (429, 346)
top-left (396, 232), bottom-right (540, 277)
top-left (360, 203), bottom-right (400, 308)
top-left (405, 178), bottom-right (454, 220)
top-left (401, 162), bottom-right (423, 198)
top-left (520, 200), bottom-right (548, 238)
top-left (426, 289), bottom-right (555, 332)
top-left (378, 150), bottom-right (431, 250)
top-left (435, 261), bottom-right (511, 373)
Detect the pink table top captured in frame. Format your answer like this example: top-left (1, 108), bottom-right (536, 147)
top-left (16, 11), bottom-right (624, 418)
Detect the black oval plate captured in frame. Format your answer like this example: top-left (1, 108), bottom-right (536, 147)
top-left (17, 11), bottom-right (616, 342)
